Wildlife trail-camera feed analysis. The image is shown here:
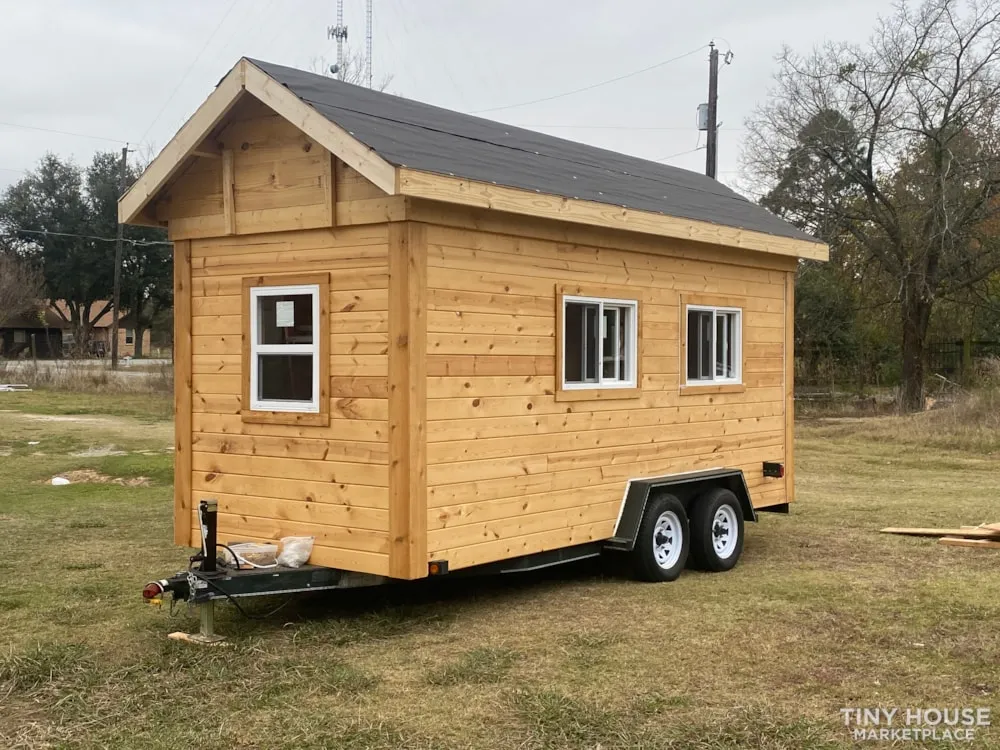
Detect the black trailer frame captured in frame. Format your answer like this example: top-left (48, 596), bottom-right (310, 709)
top-left (148, 468), bottom-right (777, 642)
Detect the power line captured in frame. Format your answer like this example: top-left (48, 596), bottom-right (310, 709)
top-left (471, 44), bottom-right (708, 114)
top-left (515, 124), bottom-right (749, 132)
top-left (138, 0), bottom-right (239, 148)
top-left (0, 121), bottom-right (127, 144)
top-left (0, 227), bottom-right (171, 247)
top-left (655, 145), bottom-right (705, 163)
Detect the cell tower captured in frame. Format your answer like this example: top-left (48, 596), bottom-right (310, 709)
top-left (365, 0), bottom-right (373, 89)
top-left (327, 0), bottom-right (348, 81)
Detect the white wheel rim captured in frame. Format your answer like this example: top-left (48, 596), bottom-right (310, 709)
top-left (652, 510), bottom-right (683, 570)
top-left (712, 505), bottom-right (739, 559)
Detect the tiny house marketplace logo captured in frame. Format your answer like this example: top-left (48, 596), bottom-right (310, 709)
top-left (841, 707), bottom-right (991, 742)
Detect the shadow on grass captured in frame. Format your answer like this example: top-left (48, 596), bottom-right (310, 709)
top-left (207, 554), bottom-right (618, 642)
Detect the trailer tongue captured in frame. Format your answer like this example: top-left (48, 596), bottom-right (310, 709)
top-left (142, 500), bottom-right (385, 643)
top-left (142, 467), bottom-right (767, 643)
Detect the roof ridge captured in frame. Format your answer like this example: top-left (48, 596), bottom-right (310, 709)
top-left (246, 58), bottom-right (820, 245)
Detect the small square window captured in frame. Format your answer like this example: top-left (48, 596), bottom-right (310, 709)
top-left (685, 305), bottom-right (741, 385)
top-left (561, 294), bottom-right (637, 390)
top-left (249, 284), bottom-right (321, 413)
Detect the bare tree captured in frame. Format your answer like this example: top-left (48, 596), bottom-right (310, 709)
top-left (0, 252), bottom-right (43, 329)
top-left (745, 0), bottom-right (1000, 410)
top-left (308, 44), bottom-right (393, 91)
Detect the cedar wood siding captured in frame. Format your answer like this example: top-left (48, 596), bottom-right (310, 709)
top-left (423, 221), bottom-right (796, 572)
top-left (146, 81), bottom-right (805, 581)
top-left (168, 97), bottom-right (393, 576)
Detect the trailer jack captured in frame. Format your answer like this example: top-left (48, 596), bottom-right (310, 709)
top-left (168, 599), bottom-right (226, 646)
top-left (142, 499), bottom-right (384, 644)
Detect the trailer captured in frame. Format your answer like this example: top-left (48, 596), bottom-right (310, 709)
top-left (121, 58), bottom-right (827, 639)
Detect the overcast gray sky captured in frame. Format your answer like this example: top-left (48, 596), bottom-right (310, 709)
top-left (0, 0), bottom-right (897, 196)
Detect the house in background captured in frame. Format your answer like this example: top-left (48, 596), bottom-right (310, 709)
top-left (0, 307), bottom-right (65, 359)
top-left (0, 302), bottom-right (151, 359)
top-left (50, 301), bottom-right (150, 358)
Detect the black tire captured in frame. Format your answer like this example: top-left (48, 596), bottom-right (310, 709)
top-left (689, 487), bottom-right (744, 572)
top-left (631, 494), bottom-right (690, 582)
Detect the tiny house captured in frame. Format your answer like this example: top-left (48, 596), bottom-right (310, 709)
top-left (122, 58), bottom-right (827, 588)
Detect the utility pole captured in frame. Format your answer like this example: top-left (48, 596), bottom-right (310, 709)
top-left (111, 144), bottom-right (128, 370)
top-left (705, 42), bottom-right (719, 179)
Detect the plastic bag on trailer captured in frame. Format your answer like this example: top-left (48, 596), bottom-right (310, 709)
top-left (224, 542), bottom-right (278, 569)
top-left (276, 536), bottom-right (315, 568)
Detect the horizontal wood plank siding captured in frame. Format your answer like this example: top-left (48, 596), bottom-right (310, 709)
top-left (424, 222), bottom-right (790, 571)
top-left (188, 221), bottom-right (390, 576)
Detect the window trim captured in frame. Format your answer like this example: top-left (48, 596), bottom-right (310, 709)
top-left (680, 293), bottom-right (746, 394)
top-left (556, 284), bottom-right (641, 402)
top-left (241, 273), bottom-right (330, 426)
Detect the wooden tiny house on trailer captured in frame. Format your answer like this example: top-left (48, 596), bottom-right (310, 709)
top-left (122, 58), bottom-right (827, 587)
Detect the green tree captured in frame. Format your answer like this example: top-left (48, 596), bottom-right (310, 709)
top-left (87, 152), bottom-right (171, 356)
top-left (0, 152), bottom-right (170, 355)
top-left (745, 0), bottom-right (1000, 410)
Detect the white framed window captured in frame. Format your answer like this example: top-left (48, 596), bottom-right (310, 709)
top-left (561, 294), bottom-right (638, 390)
top-left (125, 328), bottom-right (134, 344)
top-left (686, 305), bottom-right (742, 385)
top-left (249, 283), bottom-right (321, 413)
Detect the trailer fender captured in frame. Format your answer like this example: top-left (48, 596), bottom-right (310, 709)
top-left (605, 468), bottom-right (756, 552)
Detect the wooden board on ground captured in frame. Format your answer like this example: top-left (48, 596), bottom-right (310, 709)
top-left (880, 527), bottom-right (1000, 539)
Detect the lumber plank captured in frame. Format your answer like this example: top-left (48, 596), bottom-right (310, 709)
top-left (880, 527), bottom-right (1000, 538)
top-left (120, 60), bottom-right (246, 225)
top-left (222, 149), bottom-right (236, 235)
top-left (207, 528), bottom-right (390, 576)
top-left (939, 536), bottom-right (1000, 549)
top-left (193, 412), bottom-right (386, 443)
top-left (427, 499), bottom-right (621, 553)
top-left (173, 239), bottom-right (193, 547)
top-left (192, 470), bottom-right (388, 509)
top-left (400, 170), bottom-right (827, 260)
top-left (440, 521), bottom-right (616, 571)
top-left (784, 270), bottom-right (794, 504)
top-left (387, 221), bottom-right (428, 579)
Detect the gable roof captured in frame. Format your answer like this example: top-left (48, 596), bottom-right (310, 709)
top-left (120, 58), bottom-right (826, 261)
top-left (250, 58), bottom-right (817, 247)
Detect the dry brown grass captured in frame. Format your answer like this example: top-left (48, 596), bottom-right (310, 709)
top-left (0, 359), bottom-right (173, 395)
top-left (1, 391), bottom-right (999, 748)
top-left (802, 387), bottom-right (1000, 454)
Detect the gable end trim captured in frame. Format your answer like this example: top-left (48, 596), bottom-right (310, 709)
top-left (118, 58), bottom-right (399, 226)
top-left (118, 60), bottom-right (249, 225)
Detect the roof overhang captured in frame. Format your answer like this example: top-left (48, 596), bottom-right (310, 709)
top-left (117, 58), bottom-right (396, 226)
top-left (119, 58), bottom-right (828, 262)
top-left (396, 169), bottom-right (828, 262)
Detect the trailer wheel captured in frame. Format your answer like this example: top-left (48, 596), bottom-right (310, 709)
top-left (632, 494), bottom-right (689, 582)
top-left (690, 487), bottom-right (744, 572)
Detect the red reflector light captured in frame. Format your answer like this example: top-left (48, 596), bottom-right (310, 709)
top-left (142, 582), bottom-right (164, 599)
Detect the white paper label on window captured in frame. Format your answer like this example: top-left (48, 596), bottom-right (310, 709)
top-left (275, 300), bottom-right (295, 327)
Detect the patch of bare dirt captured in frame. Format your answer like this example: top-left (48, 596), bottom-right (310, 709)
top-left (49, 469), bottom-right (151, 487)
top-left (70, 445), bottom-right (127, 458)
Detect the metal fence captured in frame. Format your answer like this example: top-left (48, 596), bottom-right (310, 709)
top-left (927, 340), bottom-right (1000, 381)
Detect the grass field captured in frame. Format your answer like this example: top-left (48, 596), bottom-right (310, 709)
top-left (1, 391), bottom-right (999, 749)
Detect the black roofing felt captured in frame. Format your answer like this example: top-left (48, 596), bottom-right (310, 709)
top-left (249, 59), bottom-right (819, 245)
